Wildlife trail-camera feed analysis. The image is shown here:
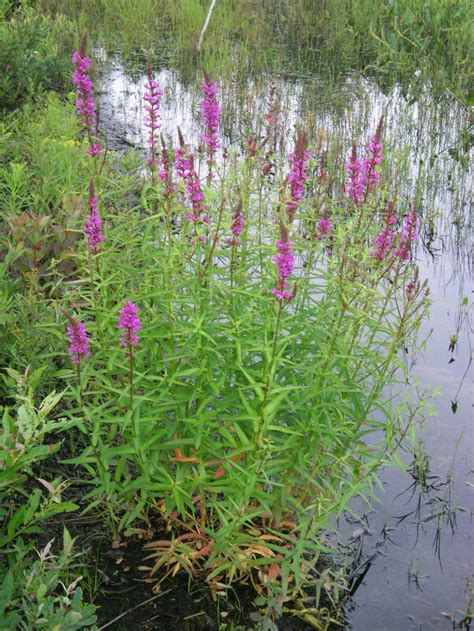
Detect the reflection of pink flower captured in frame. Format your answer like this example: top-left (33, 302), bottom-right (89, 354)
top-left (118, 301), bottom-right (141, 347)
top-left (66, 318), bottom-right (90, 365)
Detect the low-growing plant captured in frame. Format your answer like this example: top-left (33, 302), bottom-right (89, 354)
top-left (0, 530), bottom-right (97, 630)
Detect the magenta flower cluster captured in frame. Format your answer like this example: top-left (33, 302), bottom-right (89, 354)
top-left (394, 209), bottom-right (418, 261)
top-left (316, 217), bottom-right (333, 240)
top-left (143, 70), bottom-right (162, 169)
top-left (72, 50), bottom-right (101, 153)
top-left (117, 301), bottom-right (142, 347)
top-left (174, 147), bottom-right (206, 222)
top-left (370, 207), bottom-right (397, 260)
top-left (84, 189), bottom-right (105, 255)
top-left (370, 206), bottom-right (418, 262)
top-left (200, 76), bottom-right (220, 157)
top-left (226, 209), bottom-right (244, 245)
top-left (272, 238), bottom-right (295, 302)
top-left (286, 133), bottom-right (311, 221)
top-left (345, 120), bottom-right (383, 205)
top-left (66, 319), bottom-right (91, 365)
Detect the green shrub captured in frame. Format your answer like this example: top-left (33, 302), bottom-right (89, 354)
top-left (0, 6), bottom-right (76, 110)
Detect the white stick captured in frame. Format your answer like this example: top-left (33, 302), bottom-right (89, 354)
top-left (197, 0), bottom-right (217, 52)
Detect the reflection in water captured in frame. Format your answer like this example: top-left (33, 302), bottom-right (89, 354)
top-left (96, 53), bottom-right (473, 629)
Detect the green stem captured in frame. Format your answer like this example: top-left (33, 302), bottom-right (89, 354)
top-left (255, 300), bottom-right (283, 449)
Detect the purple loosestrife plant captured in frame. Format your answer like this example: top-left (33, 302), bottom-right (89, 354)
top-left (370, 203), bottom-right (397, 260)
top-left (84, 181), bottom-right (104, 255)
top-left (118, 301), bottom-right (141, 348)
top-left (200, 74), bottom-right (221, 162)
top-left (159, 136), bottom-right (175, 198)
top-left (71, 46), bottom-right (101, 153)
top-left (174, 132), bottom-right (206, 224)
top-left (315, 216), bottom-right (333, 240)
top-left (345, 143), bottom-right (364, 206)
top-left (286, 131), bottom-right (311, 222)
top-left (143, 64), bottom-right (163, 172)
top-left (272, 224), bottom-right (295, 303)
top-left (118, 301), bottom-right (141, 413)
top-left (66, 317), bottom-right (90, 365)
top-left (361, 117), bottom-right (383, 196)
top-left (226, 208), bottom-right (244, 245)
top-left (346, 119), bottom-right (384, 206)
top-left (394, 208), bottom-right (419, 261)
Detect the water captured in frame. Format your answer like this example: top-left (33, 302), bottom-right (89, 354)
top-left (96, 53), bottom-right (473, 628)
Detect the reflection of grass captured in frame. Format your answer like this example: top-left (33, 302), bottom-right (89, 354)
top-left (35, 0), bottom-right (472, 99)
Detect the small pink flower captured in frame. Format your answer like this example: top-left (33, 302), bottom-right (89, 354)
top-left (118, 301), bottom-right (141, 347)
top-left (88, 143), bottom-right (102, 156)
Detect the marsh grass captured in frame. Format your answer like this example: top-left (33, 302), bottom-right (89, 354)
top-left (34, 0), bottom-right (473, 100)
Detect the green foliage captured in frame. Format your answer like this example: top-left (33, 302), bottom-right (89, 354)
top-left (31, 92), bottom-right (428, 604)
top-left (0, 5), bottom-right (76, 110)
top-left (0, 369), bottom-right (78, 547)
top-left (0, 370), bottom-right (94, 629)
top-left (0, 531), bottom-right (97, 630)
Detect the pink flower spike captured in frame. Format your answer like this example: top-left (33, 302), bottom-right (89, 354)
top-left (394, 209), bottom-right (418, 262)
top-left (71, 49), bottom-right (96, 134)
top-left (66, 318), bottom-right (91, 365)
top-left (174, 144), bottom-right (206, 222)
top-left (118, 301), bottom-right (142, 347)
top-left (200, 75), bottom-right (221, 157)
top-left (272, 226), bottom-right (295, 303)
top-left (84, 182), bottom-right (104, 255)
top-left (286, 130), bottom-right (311, 221)
top-left (143, 64), bottom-right (163, 170)
top-left (345, 143), bottom-right (364, 205)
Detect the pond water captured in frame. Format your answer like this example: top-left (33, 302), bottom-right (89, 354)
top-left (96, 54), bottom-right (473, 628)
